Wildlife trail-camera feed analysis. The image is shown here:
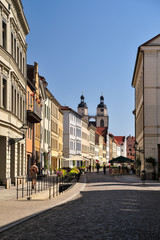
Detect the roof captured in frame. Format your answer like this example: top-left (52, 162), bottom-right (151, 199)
top-left (78, 102), bottom-right (88, 108)
top-left (114, 136), bottom-right (126, 145)
top-left (60, 106), bottom-right (82, 118)
top-left (96, 127), bottom-right (108, 136)
top-left (95, 131), bottom-right (101, 136)
top-left (114, 139), bottom-right (120, 145)
top-left (132, 34), bottom-right (160, 86)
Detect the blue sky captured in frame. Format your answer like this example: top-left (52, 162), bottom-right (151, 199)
top-left (22, 0), bottom-right (160, 136)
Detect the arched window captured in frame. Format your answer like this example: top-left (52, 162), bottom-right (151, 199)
top-left (100, 119), bottom-right (104, 127)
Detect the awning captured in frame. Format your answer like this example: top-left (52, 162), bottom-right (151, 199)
top-left (63, 155), bottom-right (90, 162)
top-left (95, 159), bottom-right (103, 163)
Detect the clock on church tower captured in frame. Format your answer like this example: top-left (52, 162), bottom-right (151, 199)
top-left (96, 94), bottom-right (108, 128)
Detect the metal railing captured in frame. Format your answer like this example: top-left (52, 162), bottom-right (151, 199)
top-left (16, 174), bottom-right (80, 200)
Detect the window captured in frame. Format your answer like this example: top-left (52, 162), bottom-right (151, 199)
top-left (23, 57), bottom-right (25, 75)
top-left (100, 119), bottom-right (104, 127)
top-left (27, 121), bottom-right (29, 138)
top-left (20, 52), bottom-right (22, 72)
top-left (2, 21), bottom-right (7, 49)
top-left (48, 108), bottom-right (50, 120)
top-left (20, 97), bottom-right (22, 120)
top-left (2, 79), bottom-right (7, 109)
top-left (12, 85), bottom-right (14, 112)
top-left (23, 100), bottom-right (25, 122)
top-left (17, 46), bottom-right (19, 67)
top-left (45, 105), bottom-right (46, 118)
top-left (14, 38), bottom-right (16, 60)
top-left (44, 129), bottom-right (46, 143)
top-left (30, 94), bottom-right (32, 108)
top-left (47, 106), bottom-right (48, 119)
top-left (51, 138), bottom-right (58, 149)
top-left (17, 93), bottom-right (19, 117)
top-left (14, 89), bottom-right (16, 114)
top-left (11, 33), bottom-right (13, 56)
top-left (70, 141), bottom-right (74, 150)
top-left (70, 127), bottom-right (73, 135)
top-left (28, 91), bottom-right (29, 109)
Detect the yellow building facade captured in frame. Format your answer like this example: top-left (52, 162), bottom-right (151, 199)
top-left (51, 96), bottom-right (63, 172)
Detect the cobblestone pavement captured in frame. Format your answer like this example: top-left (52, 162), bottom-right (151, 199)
top-left (1, 172), bottom-right (160, 240)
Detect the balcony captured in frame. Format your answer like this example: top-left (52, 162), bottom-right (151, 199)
top-left (27, 100), bottom-right (42, 123)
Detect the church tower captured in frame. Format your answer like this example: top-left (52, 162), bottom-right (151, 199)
top-left (96, 94), bottom-right (109, 128)
top-left (77, 95), bottom-right (88, 120)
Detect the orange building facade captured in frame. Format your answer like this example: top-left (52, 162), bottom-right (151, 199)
top-left (26, 63), bottom-right (42, 174)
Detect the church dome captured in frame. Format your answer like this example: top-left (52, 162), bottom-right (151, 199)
top-left (97, 95), bottom-right (107, 109)
top-left (78, 95), bottom-right (88, 109)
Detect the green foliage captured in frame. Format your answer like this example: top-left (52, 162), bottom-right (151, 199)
top-left (56, 168), bottom-right (67, 177)
top-left (49, 165), bottom-right (52, 173)
top-left (69, 167), bottom-right (80, 177)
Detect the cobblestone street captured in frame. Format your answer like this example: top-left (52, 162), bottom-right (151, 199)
top-left (1, 172), bottom-right (160, 240)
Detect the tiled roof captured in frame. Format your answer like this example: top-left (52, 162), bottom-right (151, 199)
top-left (96, 127), bottom-right (107, 136)
top-left (114, 139), bottom-right (120, 145)
top-left (114, 136), bottom-right (125, 144)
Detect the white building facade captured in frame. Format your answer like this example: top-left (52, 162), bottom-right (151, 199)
top-left (132, 34), bottom-right (160, 179)
top-left (0, 0), bottom-right (29, 188)
top-left (61, 107), bottom-right (81, 168)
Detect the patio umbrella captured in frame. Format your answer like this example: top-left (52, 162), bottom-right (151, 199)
top-left (109, 156), bottom-right (134, 164)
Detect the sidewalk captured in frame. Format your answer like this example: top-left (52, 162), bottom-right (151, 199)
top-left (0, 174), bottom-right (86, 232)
top-left (115, 172), bottom-right (160, 189)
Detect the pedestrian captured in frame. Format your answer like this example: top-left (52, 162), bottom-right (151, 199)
top-left (96, 163), bottom-right (100, 173)
top-left (103, 164), bottom-right (106, 175)
top-left (89, 165), bottom-right (91, 172)
top-left (30, 161), bottom-right (39, 189)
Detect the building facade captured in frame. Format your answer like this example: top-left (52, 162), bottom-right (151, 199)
top-left (81, 118), bottom-right (89, 163)
top-left (132, 34), bottom-right (160, 179)
top-left (114, 136), bottom-right (127, 157)
top-left (50, 95), bottom-right (63, 172)
top-left (27, 63), bottom-right (42, 172)
top-left (0, 0), bottom-right (29, 188)
top-left (126, 136), bottom-right (135, 161)
top-left (61, 106), bottom-right (81, 168)
top-left (88, 123), bottom-right (96, 166)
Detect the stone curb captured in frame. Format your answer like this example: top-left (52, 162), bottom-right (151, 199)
top-left (0, 175), bottom-right (86, 234)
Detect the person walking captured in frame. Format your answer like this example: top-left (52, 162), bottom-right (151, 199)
top-left (96, 163), bottom-right (100, 173)
top-left (103, 164), bottom-right (106, 175)
top-left (30, 162), bottom-right (39, 189)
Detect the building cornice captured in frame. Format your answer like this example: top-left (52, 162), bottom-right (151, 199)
top-left (12, 0), bottom-right (30, 35)
top-left (0, 1), bottom-right (10, 17)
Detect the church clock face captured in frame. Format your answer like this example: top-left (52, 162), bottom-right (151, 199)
top-left (100, 108), bottom-right (104, 112)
